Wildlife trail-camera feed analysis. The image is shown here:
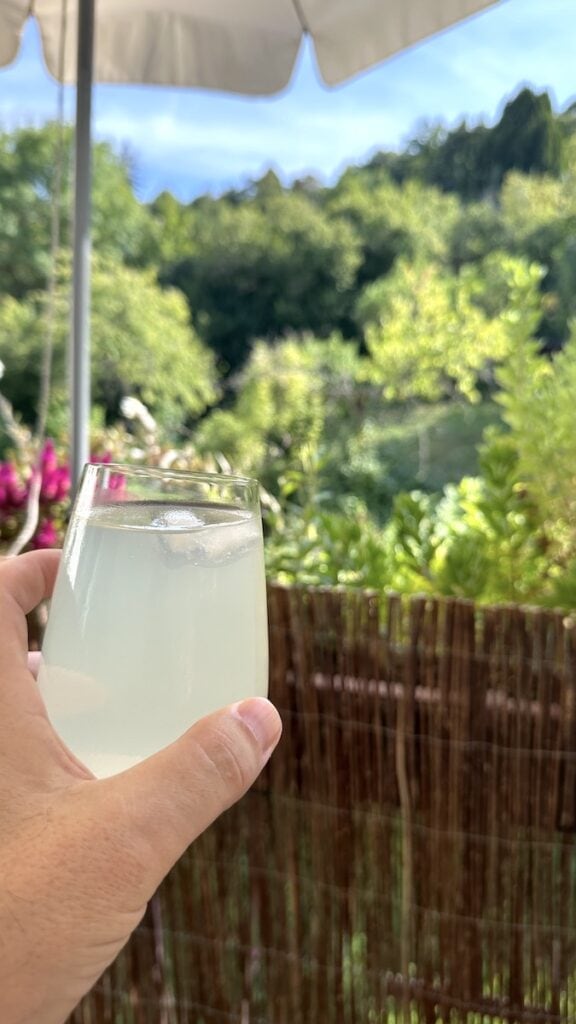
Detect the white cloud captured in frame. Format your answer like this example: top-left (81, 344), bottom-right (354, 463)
top-left (94, 100), bottom-right (406, 191)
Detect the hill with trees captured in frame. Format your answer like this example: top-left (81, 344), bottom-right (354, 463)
top-left (2, 86), bottom-right (576, 606)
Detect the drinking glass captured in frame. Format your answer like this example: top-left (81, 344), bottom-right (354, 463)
top-left (38, 463), bottom-right (268, 778)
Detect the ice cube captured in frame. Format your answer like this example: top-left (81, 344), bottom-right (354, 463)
top-left (152, 508), bottom-right (204, 531)
top-left (158, 512), bottom-right (259, 566)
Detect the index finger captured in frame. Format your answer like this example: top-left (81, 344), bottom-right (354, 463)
top-left (0, 550), bottom-right (61, 666)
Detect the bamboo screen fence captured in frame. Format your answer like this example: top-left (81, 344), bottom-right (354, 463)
top-left (70, 584), bottom-right (576, 1023)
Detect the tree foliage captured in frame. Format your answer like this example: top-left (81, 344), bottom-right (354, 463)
top-left (0, 124), bottom-right (151, 299)
top-left (326, 174), bottom-right (459, 287)
top-left (496, 327), bottom-right (576, 569)
top-left (356, 255), bottom-right (541, 403)
top-left (196, 333), bottom-right (362, 485)
top-left (362, 88), bottom-right (565, 200)
top-left (0, 257), bottom-right (218, 432)
top-left (163, 193), bottom-right (361, 371)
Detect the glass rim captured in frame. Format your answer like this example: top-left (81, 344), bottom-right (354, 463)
top-left (84, 462), bottom-right (259, 490)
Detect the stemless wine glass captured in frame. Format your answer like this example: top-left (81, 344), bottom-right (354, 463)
top-left (38, 463), bottom-right (268, 778)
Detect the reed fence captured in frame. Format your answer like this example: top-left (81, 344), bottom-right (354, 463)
top-left (71, 584), bottom-right (576, 1023)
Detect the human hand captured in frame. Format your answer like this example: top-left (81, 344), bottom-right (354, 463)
top-left (0, 550), bottom-right (282, 1024)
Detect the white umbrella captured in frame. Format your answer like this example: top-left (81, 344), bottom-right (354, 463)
top-left (0, 0), bottom-right (500, 482)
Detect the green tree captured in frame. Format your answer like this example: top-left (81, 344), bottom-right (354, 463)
top-left (496, 327), bottom-right (576, 571)
top-left (139, 191), bottom-right (195, 266)
top-left (163, 193), bottom-right (361, 371)
top-left (327, 174), bottom-right (460, 287)
top-left (489, 89), bottom-right (564, 182)
top-left (448, 202), bottom-right (508, 270)
top-left (0, 256), bottom-right (218, 433)
top-left (381, 313), bottom-right (576, 608)
top-left (411, 90), bottom-right (564, 199)
top-left (410, 121), bottom-right (493, 199)
top-left (350, 88), bottom-right (566, 201)
top-left (195, 333), bottom-right (362, 486)
top-left (0, 124), bottom-right (152, 299)
top-left (356, 255), bottom-right (539, 404)
top-left (500, 165), bottom-right (576, 349)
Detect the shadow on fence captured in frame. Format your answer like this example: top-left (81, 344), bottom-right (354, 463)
top-left (72, 584), bottom-right (576, 1023)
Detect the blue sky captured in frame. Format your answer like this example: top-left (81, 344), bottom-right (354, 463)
top-left (0, 0), bottom-right (575, 201)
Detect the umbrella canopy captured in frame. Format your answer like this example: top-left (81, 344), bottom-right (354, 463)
top-left (2, 0), bottom-right (499, 92)
top-left (0, 0), bottom-right (500, 483)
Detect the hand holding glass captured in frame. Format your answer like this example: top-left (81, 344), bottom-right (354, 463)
top-left (39, 465), bottom-right (268, 778)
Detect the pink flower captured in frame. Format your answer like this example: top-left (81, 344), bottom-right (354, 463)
top-left (32, 518), bottom-right (58, 549)
top-left (109, 471), bottom-right (126, 492)
top-left (0, 443), bottom-right (71, 530)
top-left (41, 465), bottom-right (71, 503)
top-left (90, 452), bottom-right (125, 494)
top-left (39, 441), bottom-right (70, 504)
top-left (0, 462), bottom-right (27, 511)
top-left (41, 440), bottom-right (58, 475)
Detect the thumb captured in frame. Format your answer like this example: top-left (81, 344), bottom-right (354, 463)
top-left (97, 697), bottom-right (282, 899)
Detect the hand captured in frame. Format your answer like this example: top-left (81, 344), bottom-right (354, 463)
top-left (0, 550), bottom-right (282, 1024)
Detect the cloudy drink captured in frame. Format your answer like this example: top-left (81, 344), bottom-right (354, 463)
top-left (39, 467), bottom-right (268, 778)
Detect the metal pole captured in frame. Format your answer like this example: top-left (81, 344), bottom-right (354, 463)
top-left (71, 0), bottom-right (95, 488)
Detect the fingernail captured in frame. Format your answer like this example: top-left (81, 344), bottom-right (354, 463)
top-left (232, 697), bottom-right (282, 760)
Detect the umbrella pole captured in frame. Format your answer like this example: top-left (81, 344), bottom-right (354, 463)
top-left (71, 0), bottom-right (95, 488)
